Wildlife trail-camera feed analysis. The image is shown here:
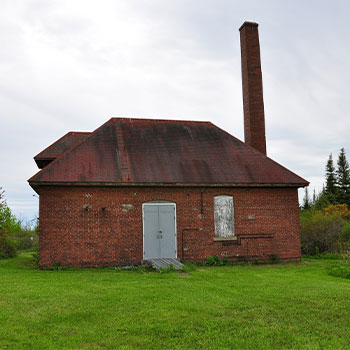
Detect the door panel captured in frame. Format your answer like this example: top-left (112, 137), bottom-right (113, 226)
top-left (158, 205), bottom-right (176, 259)
top-left (143, 205), bottom-right (160, 260)
top-left (143, 204), bottom-right (176, 259)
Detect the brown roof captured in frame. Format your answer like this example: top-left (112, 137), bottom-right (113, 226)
top-left (29, 118), bottom-right (308, 187)
top-left (34, 131), bottom-right (91, 169)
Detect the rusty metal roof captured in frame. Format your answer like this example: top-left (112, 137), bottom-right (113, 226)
top-left (34, 131), bottom-right (91, 169)
top-left (29, 118), bottom-right (308, 187)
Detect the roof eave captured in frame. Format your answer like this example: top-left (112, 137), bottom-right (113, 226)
top-left (28, 180), bottom-right (309, 189)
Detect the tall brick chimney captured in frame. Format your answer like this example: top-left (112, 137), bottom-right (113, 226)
top-left (239, 21), bottom-right (266, 155)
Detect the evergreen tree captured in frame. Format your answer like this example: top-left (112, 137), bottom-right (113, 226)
top-left (312, 188), bottom-right (316, 204)
top-left (314, 188), bottom-right (330, 210)
top-left (302, 187), bottom-right (311, 210)
top-left (336, 148), bottom-right (350, 205)
top-left (325, 153), bottom-right (338, 203)
top-left (0, 187), bottom-right (5, 207)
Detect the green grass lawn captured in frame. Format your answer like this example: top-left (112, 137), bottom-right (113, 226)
top-left (0, 253), bottom-right (349, 350)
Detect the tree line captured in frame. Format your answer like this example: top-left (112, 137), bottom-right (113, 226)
top-left (300, 148), bottom-right (350, 256)
top-left (303, 148), bottom-right (350, 210)
top-left (0, 187), bottom-right (38, 258)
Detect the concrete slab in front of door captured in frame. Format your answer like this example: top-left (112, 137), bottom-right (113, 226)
top-left (147, 258), bottom-right (184, 270)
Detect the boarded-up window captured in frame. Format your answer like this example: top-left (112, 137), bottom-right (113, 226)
top-left (214, 196), bottom-right (234, 237)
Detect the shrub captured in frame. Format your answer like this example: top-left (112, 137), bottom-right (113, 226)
top-left (268, 254), bottom-right (279, 264)
top-left (0, 231), bottom-right (17, 258)
top-left (32, 252), bottom-right (39, 267)
top-left (327, 263), bottom-right (350, 279)
top-left (338, 223), bottom-right (350, 252)
top-left (10, 230), bottom-right (39, 251)
top-left (205, 255), bottom-right (219, 266)
top-left (323, 204), bottom-right (350, 219)
top-left (205, 255), bottom-right (228, 266)
top-left (300, 211), bottom-right (343, 255)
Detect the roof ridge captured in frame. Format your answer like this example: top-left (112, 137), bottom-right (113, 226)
top-left (66, 131), bottom-right (91, 135)
top-left (109, 117), bottom-right (212, 125)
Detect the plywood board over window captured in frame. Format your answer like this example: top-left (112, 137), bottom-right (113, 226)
top-left (214, 196), bottom-right (234, 237)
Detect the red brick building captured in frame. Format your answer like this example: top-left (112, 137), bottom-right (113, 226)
top-left (29, 22), bottom-right (308, 268)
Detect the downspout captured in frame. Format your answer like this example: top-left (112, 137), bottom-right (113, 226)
top-left (200, 188), bottom-right (204, 216)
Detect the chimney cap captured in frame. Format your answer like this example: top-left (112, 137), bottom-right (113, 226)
top-left (239, 21), bottom-right (259, 31)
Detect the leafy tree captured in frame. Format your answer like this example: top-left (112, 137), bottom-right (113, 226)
top-left (300, 209), bottom-right (343, 255)
top-left (0, 187), bottom-right (21, 258)
top-left (336, 148), bottom-right (350, 205)
top-left (0, 188), bottom-right (21, 233)
top-left (325, 154), bottom-right (338, 204)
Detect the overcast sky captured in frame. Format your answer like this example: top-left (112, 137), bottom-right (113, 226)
top-left (1, 0), bottom-right (350, 223)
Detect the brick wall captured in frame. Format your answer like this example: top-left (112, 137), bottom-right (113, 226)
top-left (38, 186), bottom-right (301, 268)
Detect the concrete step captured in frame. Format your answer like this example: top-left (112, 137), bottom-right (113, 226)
top-left (148, 258), bottom-right (184, 270)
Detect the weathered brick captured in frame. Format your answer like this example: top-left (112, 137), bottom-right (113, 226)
top-left (37, 186), bottom-right (301, 268)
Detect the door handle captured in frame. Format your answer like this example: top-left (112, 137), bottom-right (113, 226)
top-left (157, 234), bottom-right (163, 239)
